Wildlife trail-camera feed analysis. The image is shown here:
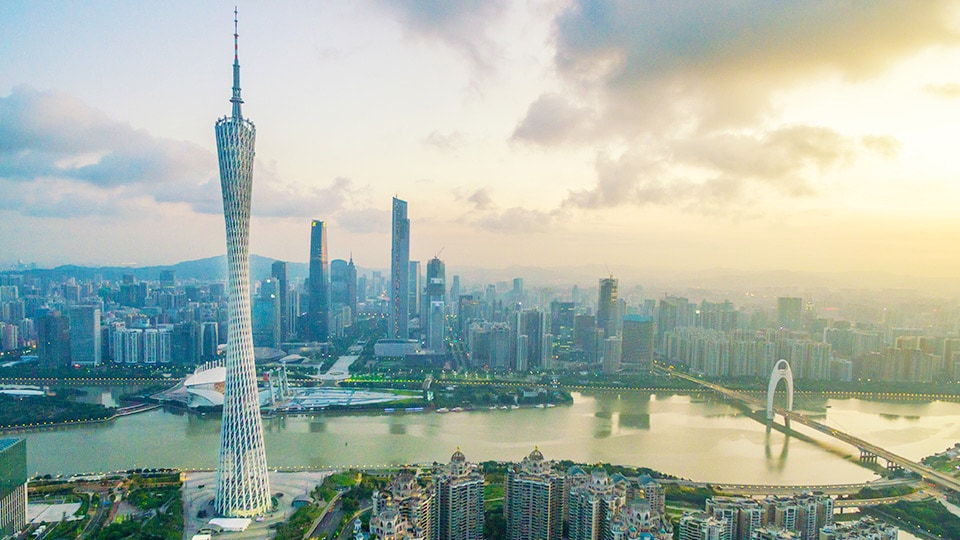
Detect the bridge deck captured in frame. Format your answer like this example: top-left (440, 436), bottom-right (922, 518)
top-left (664, 369), bottom-right (960, 494)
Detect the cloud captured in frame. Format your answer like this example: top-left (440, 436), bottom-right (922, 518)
top-left (423, 130), bottom-right (465, 151)
top-left (0, 177), bottom-right (137, 218)
top-left (337, 207), bottom-right (391, 234)
top-left (253, 174), bottom-right (362, 218)
top-left (860, 135), bottom-right (901, 158)
top-left (549, 0), bottom-right (960, 132)
top-left (924, 82), bottom-right (960, 98)
top-left (0, 86), bottom-right (373, 221)
top-left (511, 93), bottom-right (593, 144)
top-left (511, 1), bottom-right (939, 216)
top-left (467, 188), bottom-right (493, 210)
top-left (564, 125), bottom-right (898, 211)
top-left (473, 206), bottom-right (565, 233)
top-left (374, 0), bottom-right (508, 71)
top-left (0, 85), bottom-right (212, 188)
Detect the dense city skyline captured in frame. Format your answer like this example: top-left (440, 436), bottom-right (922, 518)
top-left (3, 2), bottom-right (960, 282)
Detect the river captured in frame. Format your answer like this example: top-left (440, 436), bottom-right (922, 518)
top-left (14, 389), bottom-right (960, 489)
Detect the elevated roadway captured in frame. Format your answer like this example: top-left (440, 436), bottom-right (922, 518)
top-left (664, 369), bottom-right (960, 494)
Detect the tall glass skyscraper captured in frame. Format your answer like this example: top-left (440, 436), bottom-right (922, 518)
top-left (597, 277), bottom-right (619, 338)
top-left (390, 197), bottom-right (410, 339)
top-left (425, 257), bottom-right (446, 351)
top-left (307, 220), bottom-right (329, 342)
top-left (213, 11), bottom-right (271, 518)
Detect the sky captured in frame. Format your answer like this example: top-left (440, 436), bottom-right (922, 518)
top-left (3, 1), bottom-right (960, 282)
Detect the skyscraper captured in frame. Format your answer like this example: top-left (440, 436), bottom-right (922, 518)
top-left (68, 305), bottom-right (100, 365)
top-left (597, 277), bottom-right (619, 338)
top-left (38, 311), bottom-right (70, 369)
top-left (0, 438), bottom-right (26, 537)
top-left (390, 197), bottom-right (410, 339)
top-left (308, 220), bottom-right (330, 342)
top-left (252, 278), bottom-right (281, 348)
top-left (346, 256), bottom-right (358, 318)
top-left (620, 315), bottom-right (654, 372)
top-left (271, 260), bottom-right (289, 341)
top-left (505, 448), bottom-right (564, 540)
top-left (516, 309), bottom-right (548, 371)
top-left (567, 468), bottom-right (626, 540)
top-left (409, 260), bottom-right (422, 321)
top-left (425, 257), bottom-right (446, 352)
top-left (777, 297), bottom-right (803, 332)
top-left (213, 12), bottom-right (270, 518)
top-left (431, 449), bottom-right (484, 540)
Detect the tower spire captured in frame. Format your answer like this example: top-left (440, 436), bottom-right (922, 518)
top-left (231, 7), bottom-right (243, 119)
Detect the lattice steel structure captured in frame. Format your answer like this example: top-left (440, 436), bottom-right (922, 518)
top-left (213, 11), bottom-right (271, 518)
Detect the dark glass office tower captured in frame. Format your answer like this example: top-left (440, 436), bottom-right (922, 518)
top-left (307, 220), bottom-right (329, 342)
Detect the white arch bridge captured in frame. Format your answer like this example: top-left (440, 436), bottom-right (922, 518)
top-left (662, 362), bottom-right (960, 494)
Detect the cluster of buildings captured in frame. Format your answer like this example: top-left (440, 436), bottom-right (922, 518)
top-left (679, 495), bottom-right (894, 540)
top-left (444, 276), bottom-right (655, 374)
top-left (367, 448), bottom-right (672, 540)
top-left (3, 199), bottom-right (960, 383)
top-left (658, 295), bottom-right (960, 383)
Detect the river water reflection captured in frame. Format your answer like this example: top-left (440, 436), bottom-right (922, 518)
top-left (18, 390), bottom-right (960, 486)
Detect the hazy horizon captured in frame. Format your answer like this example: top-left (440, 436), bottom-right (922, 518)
top-left (3, 2), bottom-right (960, 280)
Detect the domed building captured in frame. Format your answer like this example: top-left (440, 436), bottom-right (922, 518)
top-left (504, 447), bottom-right (564, 540)
top-left (431, 448), bottom-right (484, 540)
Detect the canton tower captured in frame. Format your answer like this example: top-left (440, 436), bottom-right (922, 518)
top-left (213, 10), bottom-right (271, 518)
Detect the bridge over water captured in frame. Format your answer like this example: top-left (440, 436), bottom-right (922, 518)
top-left (662, 368), bottom-right (960, 494)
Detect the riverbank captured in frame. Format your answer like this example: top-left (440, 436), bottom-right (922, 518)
top-left (0, 402), bottom-right (160, 433)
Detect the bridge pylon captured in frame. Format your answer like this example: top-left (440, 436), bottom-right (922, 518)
top-left (766, 359), bottom-right (794, 420)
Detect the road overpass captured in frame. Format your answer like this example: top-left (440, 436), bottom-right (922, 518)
top-left (663, 368), bottom-right (960, 494)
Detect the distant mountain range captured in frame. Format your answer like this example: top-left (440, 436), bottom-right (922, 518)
top-left (2, 256), bottom-right (955, 297)
top-left (4, 255), bottom-right (309, 283)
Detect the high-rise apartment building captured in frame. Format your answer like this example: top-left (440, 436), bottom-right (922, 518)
top-left (373, 471), bottom-right (433, 540)
top-left (307, 220), bottom-right (330, 342)
top-left (597, 277), bottom-right (619, 338)
top-left (760, 494), bottom-right (832, 540)
top-left (390, 197), bottom-right (410, 339)
top-left (566, 468), bottom-right (626, 540)
top-left (657, 296), bottom-right (696, 350)
top-left (705, 497), bottom-right (764, 540)
top-left (0, 438), bottom-right (26, 537)
top-left (431, 449), bottom-right (484, 540)
top-left (777, 298), bottom-right (803, 332)
top-left (0, 324), bottom-right (18, 352)
top-left (678, 512), bottom-right (730, 540)
top-left (212, 11), bottom-right (271, 517)
top-left (505, 448), bottom-right (564, 540)
top-left (819, 517), bottom-right (896, 540)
